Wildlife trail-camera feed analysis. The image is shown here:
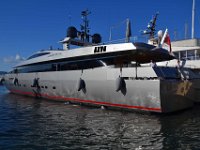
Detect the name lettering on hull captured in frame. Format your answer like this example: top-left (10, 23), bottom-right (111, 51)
top-left (94, 46), bottom-right (107, 53)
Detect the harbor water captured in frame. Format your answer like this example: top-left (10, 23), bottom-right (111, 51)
top-left (0, 86), bottom-right (200, 150)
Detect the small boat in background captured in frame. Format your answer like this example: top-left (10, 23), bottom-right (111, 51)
top-left (156, 0), bottom-right (200, 103)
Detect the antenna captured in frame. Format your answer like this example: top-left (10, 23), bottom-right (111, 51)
top-left (184, 22), bottom-right (188, 39)
top-left (142, 12), bottom-right (159, 39)
top-left (174, 29), bottom-right (177, 40)
top-left (68, 14), bottom-right (72, 25)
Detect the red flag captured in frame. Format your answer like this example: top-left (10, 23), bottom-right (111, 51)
top-left (164, 34), bottom-right (172, 53)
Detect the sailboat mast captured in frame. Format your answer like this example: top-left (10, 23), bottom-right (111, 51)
top-left (191, 0), bottom-right (195, 39)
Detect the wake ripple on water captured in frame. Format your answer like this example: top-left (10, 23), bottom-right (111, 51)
top-left (0, 86), bottom-right (200, 150)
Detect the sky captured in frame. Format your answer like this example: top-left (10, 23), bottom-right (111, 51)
top-left (0, 0), bottom-right (200, 71)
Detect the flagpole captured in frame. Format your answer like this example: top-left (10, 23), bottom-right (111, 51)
top-left (160, 29), bottom-right (168, 45)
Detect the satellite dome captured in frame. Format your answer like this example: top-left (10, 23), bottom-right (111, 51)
top-left (92, 33), bottom-right (102, 44)
top-left (67, 26), bottom-right (77, 38)
top-left (157, 30), bottom-right (163, 38)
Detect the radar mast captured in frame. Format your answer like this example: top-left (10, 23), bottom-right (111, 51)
top-left (142, 12), bottom-right (159, 39)
top-left (60, 10), bottom-right (101, 49)
top-left (81, 9), bottom-right (91, 42)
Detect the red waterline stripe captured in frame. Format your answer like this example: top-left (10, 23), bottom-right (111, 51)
top-left (10, 89), bottom-right (161, 112)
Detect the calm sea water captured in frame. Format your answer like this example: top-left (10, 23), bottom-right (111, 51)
top-left (0, 86), bottom-right (200, 150)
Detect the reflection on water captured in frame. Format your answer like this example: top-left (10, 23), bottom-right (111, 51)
top-left (0, 86), bottom-right (200, 150)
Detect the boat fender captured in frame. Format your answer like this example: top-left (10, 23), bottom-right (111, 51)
top-left (0, 77), bottom-right (5, 84)
top-left (13, 77), bottom-right (19, 86)
top-left (33, 78), bottom-right (39, 88)
top-left (77, 78), bottom-right (86, 91)
top-left (116, 76), bottom-right (124, 92)
top-left (116, 76), bottom-right (126, 92)
top-left (101, 106), bottom-right (105, 110)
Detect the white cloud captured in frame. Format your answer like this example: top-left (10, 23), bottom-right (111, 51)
top-left (15, 54), bottom-right (22, 61)
top-left (3, 54), bottom-right (25, 64)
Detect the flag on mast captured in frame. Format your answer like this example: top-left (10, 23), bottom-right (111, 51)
top-left (161, 28), bottom-right (172, 53)
top-left (164, 33), bottom-right (172, 53)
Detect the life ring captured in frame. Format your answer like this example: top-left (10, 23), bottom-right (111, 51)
top-left (0, 77), bottom-right (5, 84)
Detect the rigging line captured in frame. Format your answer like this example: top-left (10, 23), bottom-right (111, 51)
top-left (198, 15), bottom-right (200, 28)
top-left (111, 19), bottom-right (127, 29)
top-left (109, 19), bottom-right (128, 41)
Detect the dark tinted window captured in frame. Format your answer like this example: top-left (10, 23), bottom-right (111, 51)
top-left (27, 52), bottom-right (50, 60)
top-left (16, 60), bottom-right (104, 73)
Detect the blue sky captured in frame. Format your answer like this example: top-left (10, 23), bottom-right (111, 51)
top-left (0, 0), bottom-right (200, 71)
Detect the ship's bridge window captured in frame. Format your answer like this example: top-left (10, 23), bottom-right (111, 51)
top-left (195, 49), bottom-right (200, 60)
top-left (27, 52), bottom-right (50, 60)
top-left (187, 50), bottom-right (195, 60)
top-left (180, 51), bottom-right (186, 60)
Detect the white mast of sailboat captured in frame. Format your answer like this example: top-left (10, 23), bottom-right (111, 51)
top-left (191, 0), bottom-right (195, 39)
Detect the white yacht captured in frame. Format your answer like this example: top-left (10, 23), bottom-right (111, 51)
top-left (3, 10), bottom-right (197, 113)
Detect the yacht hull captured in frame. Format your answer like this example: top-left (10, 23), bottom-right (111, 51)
top-left (4, 68), bottom-right (193, 113)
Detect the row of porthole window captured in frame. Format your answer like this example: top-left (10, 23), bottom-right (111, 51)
top-left (32, 85), bottom-right (57, 89)
top-left (14, 83), bottom-right (56, 90)
top-left (33, 85), bottom-right (56, 89)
